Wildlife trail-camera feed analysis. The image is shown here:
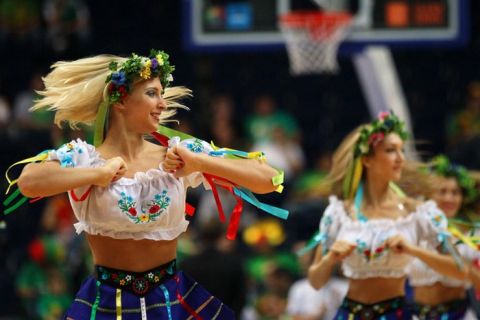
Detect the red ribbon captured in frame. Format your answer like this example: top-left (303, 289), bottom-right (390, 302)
top-left (225, 186), bottom-right (243, 241)
top-left (150, 131), bottom-right (246, 239)
top-left (29, 197), bottom-right (44, 203)
top-left (150, 131), bottom-right (169, 147)
top-left (69, 186), bottom-right (93, 202)
top-left (203, 173), bottom-right (245, 240)
top-left (174, 275), bottom-right (203, 320)
top-left (150, 131), bottom-right (197, 217)
top-left (185, 203), bottom-right (196, 217)
top-left (203, 174), bottom-right (226, 223)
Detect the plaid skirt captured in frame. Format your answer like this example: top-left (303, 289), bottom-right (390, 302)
top-left (63, 260), bottom-right (234, 320)
top-left (412, 299), bottom-right (467, 320)
top-left (333, 296), bottom-right (411, 320)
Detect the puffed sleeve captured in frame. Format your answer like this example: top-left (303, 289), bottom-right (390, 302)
top-left (317, 196), bottom-right (344, 256)
top-left (169, 136), bottom-right (221, 189)
top-left (47, 139), bottom-right (98, 168)
top-left (415, 200), bottom-right (452, 250)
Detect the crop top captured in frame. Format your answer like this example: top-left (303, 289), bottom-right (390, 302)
top-left (318, 196), bottom-right (450, 279)
top-left (408, 231), bottom-right (480, 288)
top-left (47, 138), bottom-right (213, 241)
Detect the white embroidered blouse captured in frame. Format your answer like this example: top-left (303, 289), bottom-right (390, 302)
top-left (408, 231), bottom-right (480, 288)
top-left (318, 196), bottom-right (450, 279)
top-left (47, 138), bottom-right (213, 241)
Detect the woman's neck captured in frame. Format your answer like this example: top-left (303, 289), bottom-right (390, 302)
top-left (364, 174), bottom-right (391, 208)
top-left (103, 122), bottom-right (146, 161)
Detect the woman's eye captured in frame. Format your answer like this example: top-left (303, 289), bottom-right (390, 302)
top-left (147, 91), bottom-right (156, 97)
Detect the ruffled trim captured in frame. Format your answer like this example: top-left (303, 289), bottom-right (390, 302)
top-left (409, 275), bottom-right (470, 288)
top-left (73, 220), bottom-right (189, 241)
top-left (113, 167), bottom-right (169, 186)
top-left (327, 196), bottom-right (439, 227)
top-left (342, 266), bottom-right (407, 279)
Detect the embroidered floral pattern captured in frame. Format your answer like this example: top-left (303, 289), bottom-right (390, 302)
top-left (341, 297), bottom-right (405, 319)
top-left (118, 190), bottom-right (171, 224)
top-left (97, 261), bottom-right (176, 295)
top-left (430, 211), bottom-right (446, 228)
top-left (56, 142), bottom-right (84, 167)
top-left (185, 139), bottom-right (205, 153)
top-left (118, 192), bottom-right (138, 218)
top-left (355, 239), bottom-right (388, 261)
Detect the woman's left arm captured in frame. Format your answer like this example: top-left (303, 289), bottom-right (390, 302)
top-left (164, 145), bottom-right (279, 194)
top-left (387, 235), bottom-right (469, 281)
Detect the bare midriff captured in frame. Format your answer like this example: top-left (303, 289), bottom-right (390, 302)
top-left (86, 233), bottom-right (177, 272)
top-left (414, 282), bottom-right (466, 305)
top-left (347, 277), bottom-right (406, 304)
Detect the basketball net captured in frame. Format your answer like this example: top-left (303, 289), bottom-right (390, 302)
top-left (279, 11), bottom-right (352, 75)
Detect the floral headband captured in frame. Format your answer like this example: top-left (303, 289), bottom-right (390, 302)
top-left (105, 49), bottom-right (175, 104)
top-left (430, 155), bottom-right (478, 204)
top-left (343, 111), bottom-right (409, 199)
top-left (354, 111), bottom-right (409, 157)
top-left (94, 49), bottom-right (175, 146)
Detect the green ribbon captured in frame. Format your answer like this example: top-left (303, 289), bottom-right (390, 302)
top-left (157, 125), bottom-right (194, 141)
top-left (93, 100), bottom-right (109, 147)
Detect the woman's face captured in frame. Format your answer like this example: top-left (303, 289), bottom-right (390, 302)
top-left (364, 132), bottom-right (405, 182)
top-left (432, 176), bottom-right (463, 218)
top-left (121, 77), bottom-right (166, 133)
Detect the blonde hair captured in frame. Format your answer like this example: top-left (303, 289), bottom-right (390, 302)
top-left (31, 54), bottom-right (191, 129)
top-left (318, 126), bottom-right (364, 198)
top-left (314, 125), bottom-right (434, 199)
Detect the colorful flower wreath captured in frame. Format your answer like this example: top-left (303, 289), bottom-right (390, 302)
top-left (343, 111), bottom-right (409, 199)
top-left (430, 155), bottom-right (478, 203)
top-left (354, 111), bottom-right (409, 157)
top-left (105, 49), bottom-right (175, 104)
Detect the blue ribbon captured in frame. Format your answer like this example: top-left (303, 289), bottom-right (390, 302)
top-left (297, 231), bottom-right (328, 256)
top-left (159, 284), bottom-right (172, 320)
top-left (354, 182), bottom-right (369, 223)
top-left (233, 187), bottom-right (289, 220)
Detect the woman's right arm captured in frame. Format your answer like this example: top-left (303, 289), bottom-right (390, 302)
top-left (308, 240), bottom-right (355, 290)
top-left (18, 157), bottom-right (127, 197)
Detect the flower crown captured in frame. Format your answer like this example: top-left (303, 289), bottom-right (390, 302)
top-left (105, 49), bottom-right (174, 104)
top-left (354, 111), bottom-right (409, 157)
top-left (430, 155), bottom-right (478, 203)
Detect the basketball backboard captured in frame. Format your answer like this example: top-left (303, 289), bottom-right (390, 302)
top-left (182, 0), bottom-right (469, 52)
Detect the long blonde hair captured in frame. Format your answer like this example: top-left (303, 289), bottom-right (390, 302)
top-left (319, 126), bottom-right (363, 198)
top-left (315, 125), bottom-right (434, 199)
top-left (31, 54), bottom-right (191, 129)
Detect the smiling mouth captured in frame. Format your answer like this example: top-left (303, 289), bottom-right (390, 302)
top-left (151, 113), bottom-right (160, 122)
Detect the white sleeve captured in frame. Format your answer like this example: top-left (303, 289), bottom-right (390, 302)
top-left (169, 136), bottom-right (218, 189)
top-left (317, 196), bottom-right (343, 255)
top-left (47, 139), bottom-right (97, 168)
top-left (415, 200), bottom-right (450, 248)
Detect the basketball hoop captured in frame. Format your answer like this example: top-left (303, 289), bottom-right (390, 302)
top-left (279, 11), bottom-right (352, 75)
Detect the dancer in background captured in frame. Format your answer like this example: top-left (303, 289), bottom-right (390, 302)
top-left (409, 155), bottom-right (480, 320)
top-left (308, 112), bottom-right (473, 319)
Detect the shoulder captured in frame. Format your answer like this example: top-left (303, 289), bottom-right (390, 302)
top-left (403, 197), bottom-right (422, 213)
top-left (145, 141), bottom-right (166, 158)
top-left (48, 139), bottom-right (99, 167)
top-left (322, 196), bottom-right (349, 220)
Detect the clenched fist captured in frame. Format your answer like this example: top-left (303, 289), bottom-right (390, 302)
top-left (326, 240), bottom-right (357, 262)
top-left (386, 234), bottom-right (413, 255)
top-left (162, 145), bottom-right (200, 178)
top-left (96, 157), bottom-right (128, 187)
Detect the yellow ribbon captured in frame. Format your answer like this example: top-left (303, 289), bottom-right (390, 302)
top-left (448, 225), bottom-right (479, 250)
top-left (116, 288), bottom-right (122, 320)
top-left (5, 152), bottom-right (49, 194)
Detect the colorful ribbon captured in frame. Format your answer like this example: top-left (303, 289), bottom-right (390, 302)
top-left (93, 100), bottom-right (109, 147)
top-left (151, 128), bottom-right (289, 240)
